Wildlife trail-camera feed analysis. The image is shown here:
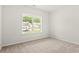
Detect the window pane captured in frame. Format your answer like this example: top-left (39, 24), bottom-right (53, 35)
top-left (23, 16), bottom-right (32, 23)
top-left (33, 16), bottom-right (41, 32)
top-left (33, 16), bottom-right (40, 23)
top-left (22, 16), bottom-right (32, 32)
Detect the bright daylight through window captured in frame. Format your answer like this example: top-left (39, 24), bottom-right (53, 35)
top-left (22, 16), bottom-right (42, 33)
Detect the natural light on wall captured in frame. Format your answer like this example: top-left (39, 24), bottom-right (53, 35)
top-left (22, 15), bottom-right (42, 33)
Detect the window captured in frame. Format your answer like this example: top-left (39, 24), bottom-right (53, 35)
top-left (22, 15), bottom-right (42, 33)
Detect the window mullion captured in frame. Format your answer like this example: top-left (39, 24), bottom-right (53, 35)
top-left (32, 16), bottom-right (34, 32)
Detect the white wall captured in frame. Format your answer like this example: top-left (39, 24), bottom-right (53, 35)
top-left (2, 6), bottom-right (49, 46)
top-left (4, 5), bottom-right (79, 46)
top-left (50, 6), bottom-right (79, 44)
top-left (0, 6), bottom-right (2, 49)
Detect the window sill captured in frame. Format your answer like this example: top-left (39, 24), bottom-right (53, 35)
top-left (22, 31), bottom-right (42, 34)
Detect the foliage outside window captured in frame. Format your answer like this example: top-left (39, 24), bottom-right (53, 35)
top-left (22, 16), bottom-right (42, 33)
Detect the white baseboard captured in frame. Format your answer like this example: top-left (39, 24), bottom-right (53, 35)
top-left (2, 34), bottom-right (49, 47)
top-left (51, 34), bottom-right (79, 45)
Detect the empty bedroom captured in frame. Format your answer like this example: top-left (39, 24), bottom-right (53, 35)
top-left (0, 5), bottom-right (79, 53)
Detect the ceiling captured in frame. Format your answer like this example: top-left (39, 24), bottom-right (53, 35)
top-left (30, 5), bottom-right (63, 12)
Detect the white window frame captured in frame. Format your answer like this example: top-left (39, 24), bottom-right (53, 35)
top-left (22, 14), bottom-right (42, 34)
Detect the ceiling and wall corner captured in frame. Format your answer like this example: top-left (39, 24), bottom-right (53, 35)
top-left (28, 5), bottom-right (64, 13)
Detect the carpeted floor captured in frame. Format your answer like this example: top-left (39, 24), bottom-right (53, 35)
top-left (0, 38), bottom-right (79, 53)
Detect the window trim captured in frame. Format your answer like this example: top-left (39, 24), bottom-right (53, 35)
top-left (22, 14), bottom-right (42, 34)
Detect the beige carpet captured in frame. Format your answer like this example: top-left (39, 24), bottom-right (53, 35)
top-left (1, 38), bottom-right (79, 53)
